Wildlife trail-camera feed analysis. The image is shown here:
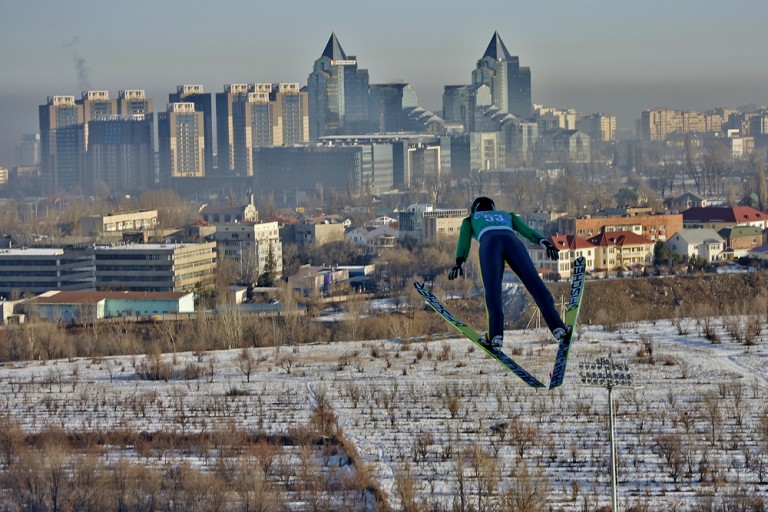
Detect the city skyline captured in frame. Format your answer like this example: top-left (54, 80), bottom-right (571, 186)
top-left (1, 0), bottom-right (767, 168)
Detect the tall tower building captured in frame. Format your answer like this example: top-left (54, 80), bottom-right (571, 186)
top-left (169, 85), bottom-right (213, 174)
top-left (215, 84), bottom-right (250, 174)
top-left (229, 84), bottom-right (310, 176)
top-left (233, 87), bottom-right (272, 176)
top-left (270, 83), bottom-right (309, 145)
top-left (118, 89), bottom-right (153, 115)
top-left (39, 95), bottom-right (85, 193)
top-left (307, 33), bottom-right (369, 139)
top-left (78, 90), bottom-right (117, 121)
top-left (86, 114), bottom-right (154, 194)
top-left (157, 102), bottom-right (205, 186)
top-left (472, 32), bottom-right (532, 119)
top-left (368, 83), bottom-right (417, 133)
top-left (443, 85), bottom-right (478, 132)
top-left (15, 133), bottom-right (40, 168)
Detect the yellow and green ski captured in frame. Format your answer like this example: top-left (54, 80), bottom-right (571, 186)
top-left (414, 282), bottom-right (545, 388)
top-left (548, 256), bottom-right (586, 389)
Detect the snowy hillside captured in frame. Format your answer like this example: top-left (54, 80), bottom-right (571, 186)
top-left (1, 316), bottom-right (767, 511)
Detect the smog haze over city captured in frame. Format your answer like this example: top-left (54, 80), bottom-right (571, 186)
top-left (0, 0), bottom-right (766, 167)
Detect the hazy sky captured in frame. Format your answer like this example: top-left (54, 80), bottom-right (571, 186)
top-left (1, 0), bottom-right (766, 167)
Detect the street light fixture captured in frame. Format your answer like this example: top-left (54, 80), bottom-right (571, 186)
top-left (579, 357), bottom-right (641, 512)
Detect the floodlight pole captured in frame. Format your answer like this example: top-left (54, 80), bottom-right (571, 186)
top-left (580, 358), bottom-right (640, 512)
top-left (607, 382), bottom-right (619, 512)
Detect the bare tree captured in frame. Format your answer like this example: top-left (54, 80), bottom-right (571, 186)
top-left (501, 462), bottom-right (551, 512)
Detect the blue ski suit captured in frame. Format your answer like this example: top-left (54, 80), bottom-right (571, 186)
top-left (454, 210), bottom-right (565, 341)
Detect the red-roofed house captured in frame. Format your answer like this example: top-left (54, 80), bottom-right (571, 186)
top-left (682, 206), bottom-right (768, 230)
top-left (529, 235), bottom-right (596, 278)
top-left (587, 230), bottom-right (655, 271)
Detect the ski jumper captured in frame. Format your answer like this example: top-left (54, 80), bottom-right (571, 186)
top-left (455, 211), bottom-right (565, 340)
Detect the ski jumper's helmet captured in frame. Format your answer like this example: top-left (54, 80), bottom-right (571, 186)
top-left (471, 196), bottom-right (495, 214)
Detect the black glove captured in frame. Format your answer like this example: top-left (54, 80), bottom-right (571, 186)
top-left (448, 257), bottom-right (465, 280)
top-left (539, 239), bottom-right (559, 260)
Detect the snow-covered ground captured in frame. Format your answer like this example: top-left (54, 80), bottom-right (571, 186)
top-left (1, 316), bottom-right (767, 510)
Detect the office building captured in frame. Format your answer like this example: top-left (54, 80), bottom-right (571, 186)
top-left (253, 145), bottom-right (362, 207)
top-left (169, 85), bottom-right (213, 173)
top-left (85, 114), bottom-right (154, 194)
top-left (39, 95), bottom-right (85, 193)
top-left (157, 102), bottom-right (206, 185)
top-left (472, 32), bottom-right (532, 119)
top-left (317, 134), bottom-right (445, 191)
top-left (15, 134), bottom-right (40, 167)
top-left (368, 83), bottom-right (417, 133)
top-left (94, 242), bottom-right (217, 292)
top-left (0, 246), bottom-right (96, 299)
top-left (307, 33), bottom-right (370, 139)
top-left (442, 85), bottom-right (477, 133)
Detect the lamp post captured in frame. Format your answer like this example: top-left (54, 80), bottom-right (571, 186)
top-left (579, 357), bottom-right (640, 512)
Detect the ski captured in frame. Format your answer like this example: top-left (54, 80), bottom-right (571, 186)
top-left (548, 256), bottom-right (586, 389)
top-left (413, 282), bottom-right (546, 388)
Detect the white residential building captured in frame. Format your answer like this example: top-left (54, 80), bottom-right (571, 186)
top-left (667, 229), bottom-right (725, 262)
top-left (213, 222), bottom-right (282, 280)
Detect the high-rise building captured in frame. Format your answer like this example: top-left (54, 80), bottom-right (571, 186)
top-left (230, 84), bottom-right (310, 176)
top-left (78, 90), bottom-right (117, 121)
top-left (39, 95), bottom-right (85, 193)
top-left (169, 85), bottom-right (213, 173)
top-left (233, 86), bottom-right (272, 177)
top-left (442, 85), bottom-right (478, 132)
top-left (86, 114), bottom-right (154, 194)
top-left (576, 113), bottom-right (617, 142)
top-left (118, 90), bottom-right (153, 115)
top-left (215, 84), bottom-right (250, 174)
top-left (270, 83), bottom-right (309, 145)
top-left (15, 133), bottom-right (40, 167)
top-left (157, 102), bottom-right (205, 185)
top-left (640, 108), bottom-right (725, 141)
top-left (368, 83), bottom-right (417, 133)
top-left (307, 33), bottom-right (370, 139)
top-left (472, 32), bottom-right (532, 119)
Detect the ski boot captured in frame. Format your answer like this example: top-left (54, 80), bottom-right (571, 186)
top-left (553, 326), bottom-right (571, 344)
top-left (479, 333), bottom-right (503, 350)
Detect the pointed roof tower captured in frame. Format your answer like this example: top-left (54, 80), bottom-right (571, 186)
top-left (321, 32), bottom-right (348, 61)
top-left (482, 31), bottom-right (513, 61)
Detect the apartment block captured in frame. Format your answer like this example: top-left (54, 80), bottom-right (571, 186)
top-left (213, 222), bottom-right (283, 279)
top-left (576, 113), bottom-right (616, 142)
top-left (158, 102), bottom-right (206, 183)
top-left (587, 231), bottom-right (655, 271)
top-left (641, 108), bottom-right (726, 141)
top-left (558, 210), bottom-right (683, 243)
